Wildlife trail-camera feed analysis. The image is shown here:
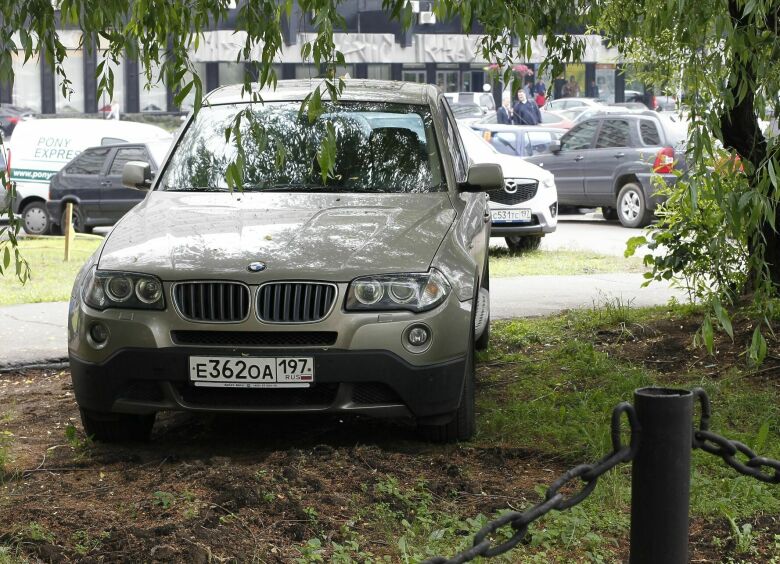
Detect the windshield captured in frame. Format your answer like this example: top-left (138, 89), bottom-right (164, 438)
top-left (159, 101), bottom-right (444, 193)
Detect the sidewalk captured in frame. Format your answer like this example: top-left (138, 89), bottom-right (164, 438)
top-left (0, 273), bottom-right (688, 369)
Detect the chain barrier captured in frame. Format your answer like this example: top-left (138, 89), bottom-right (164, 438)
top-left (692, 388), bottom-right (780, 484)
top-left (422, 402), bottom-right (640, 564)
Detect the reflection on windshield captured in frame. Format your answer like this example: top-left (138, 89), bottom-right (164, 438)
top-left (160, 102), bottom-right (445, 193)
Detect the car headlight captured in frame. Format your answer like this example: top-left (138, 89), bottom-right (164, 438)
top-left (346, 269), bottom-right (451, 312)
top-left (541, 176), bottom-right (555, 190)
top-left (82, 268), bottom-right (165, 311)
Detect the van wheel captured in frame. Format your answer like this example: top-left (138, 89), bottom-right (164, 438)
top-left (617, 182), bottom-right (653, 228)
top-left (80, 409), bottom-right (155, 442)
top-left (21, 201), bottom-right (51, 235)
top-left (62, 205), bottom-right (93, 234)
top-left (505, 235), bottom-right (542, 253)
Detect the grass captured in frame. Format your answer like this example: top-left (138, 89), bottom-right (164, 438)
top-left (489, 247), bottom-right (646, 277)
top-left (0, 236), bottom-right (101, 306)
top-left (300, 302), bottom-right (780, 562)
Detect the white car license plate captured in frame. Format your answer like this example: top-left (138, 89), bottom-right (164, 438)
top-left (491, 209), bottom-right (532, 223)
top-left (189, 356), bottom-right (314, 388)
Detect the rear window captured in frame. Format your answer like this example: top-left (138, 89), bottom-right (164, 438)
top-left (639, 120), bottom-right (661, 146)
top-left (65, 148), bottom-right (111, 175)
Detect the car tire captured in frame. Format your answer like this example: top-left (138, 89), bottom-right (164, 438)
top-left (616, 182), bottom-right (653, 228)
top-left (21, 201), bottom-right (51, 235)
top-left (475, 261), bottom-right (490, 351)
top-left (602, 206), bottom-right (618, 221)
top-left (79, 409), bottom-right (155, 442)
top-left (505, 235), bottom-right (542, 253)
top-left (62, 204), bottom-right (94, 234)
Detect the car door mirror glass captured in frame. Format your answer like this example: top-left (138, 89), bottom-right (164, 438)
top-left (122, 161), bottom-right (152, 191)
top-left (461, 162), bottom-right (503, 191)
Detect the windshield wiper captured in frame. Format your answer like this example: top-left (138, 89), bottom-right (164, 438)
top-left (245, 184), bottom-right (336, 193)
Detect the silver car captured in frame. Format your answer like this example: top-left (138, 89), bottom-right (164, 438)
top-left (68, 80), bottom-right (501, 443)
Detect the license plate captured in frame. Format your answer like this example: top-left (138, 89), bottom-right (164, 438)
top-left (491, 209), bottom-right (532, 223)
top-left (189, 356), bottom-right (314, 388)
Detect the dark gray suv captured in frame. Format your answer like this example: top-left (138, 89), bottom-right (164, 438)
top-left (526, 111), bottom-right (687, 227)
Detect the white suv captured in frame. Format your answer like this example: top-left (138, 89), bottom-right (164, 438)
top-left (458, 123), bottom-right (558, 251)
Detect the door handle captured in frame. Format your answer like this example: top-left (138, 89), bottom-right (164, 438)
top-left (614, 152), bottom-right (626, 158)
top-left (574, 155), bottom-right (584, 162)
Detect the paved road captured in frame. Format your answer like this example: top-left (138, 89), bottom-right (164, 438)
top-left (0, 214), bottom-right (681, 368)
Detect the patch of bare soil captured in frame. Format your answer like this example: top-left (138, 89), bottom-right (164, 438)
top-left (0, 334), bottom-right (776, 563)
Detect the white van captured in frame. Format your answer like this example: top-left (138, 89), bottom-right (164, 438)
top-left (7, 119), bottom-right (172, 234)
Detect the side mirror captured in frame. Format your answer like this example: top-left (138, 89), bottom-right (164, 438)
top-left (461, 162), bottom-right (503, 191)
top-left (550, 140), bottom-right (562, 154)
top-left (122, 161), bottom-right (152, 191)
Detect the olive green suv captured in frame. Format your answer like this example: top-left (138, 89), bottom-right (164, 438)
top-left (68, 80), bottom-right (501, 442)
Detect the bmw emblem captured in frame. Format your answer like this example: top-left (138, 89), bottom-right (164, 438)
top-left (247, 261), bottom-right (267, 273)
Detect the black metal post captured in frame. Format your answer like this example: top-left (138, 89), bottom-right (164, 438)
top-left (630, 388), bottom-right (693, 564)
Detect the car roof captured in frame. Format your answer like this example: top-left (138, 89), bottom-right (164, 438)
top-left (205, 79), bottom-right (439, 106)
top-left (470, 123), bottom-right (567, 133)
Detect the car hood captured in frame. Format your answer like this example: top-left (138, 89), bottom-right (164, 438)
top-left (98, 191), bottom-right (456, 282)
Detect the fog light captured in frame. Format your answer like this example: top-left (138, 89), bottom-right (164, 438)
top-left (89, 322), bottom-right (109, 345)
top-left (550, 202), bottom-right (558, 218)
top-left (407, 325), bottom-right (430, 347)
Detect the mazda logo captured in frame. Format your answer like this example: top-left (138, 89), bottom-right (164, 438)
top-left (504, 183), bottom-right (518, 194)
top-left (247, 262), bottom-right (267, 273)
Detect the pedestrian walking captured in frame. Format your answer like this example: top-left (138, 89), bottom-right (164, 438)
top-left (512, 90), bottom-right (541, 125)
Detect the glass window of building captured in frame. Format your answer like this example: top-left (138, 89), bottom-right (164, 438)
top-left (55, 50), bottom-right (85, 113)
top-left (219, 62), bottom-right (246, 86)
top-left (295, 65), bottom-right (316, 79)
top-left (179, 63), bottom-right (208, 112)
top-left (96, 57), bottom-right (125, 114)
top-left (460, 68), bottom-right (486, 92)
top-left (436, 69), bottom-right (459, 92)
top-left (139, 62), bottom-right (167, 112)
top-left (402, 68), bottom-right (426, 83)
top-left (11, 54), bottom-right (41, 113)
top-left (367, 65), bottom-right (390, 80)
top-left (594, 64), bottom-right (616, 103)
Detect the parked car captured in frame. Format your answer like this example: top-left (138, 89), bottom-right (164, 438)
top-left (444, 91), bottom-right (496, 112)
top-left (46, 141), bottom-right (171, 233)
top-left (450, 102), bottom-right (487, 124)
top-left (7, 118), bottom-right (172, 235)
top-left (477, 109), bottom-right (575, 130)
top-left (524, 111), bottom-right (688, 227)
top-left (0, 104), bottom-right (34, 138)
top-left (458, 123), bottom-right (557, 252)
top-left (545, 97), bottom-right (603, 112)
top-left (68, 79), bottom-right (502, 443)
top-left (469, 124), bottom-right (566, 158)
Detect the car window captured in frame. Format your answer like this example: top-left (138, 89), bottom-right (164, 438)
top-left (596, 119), bottom-right (631, 148)
top-left (561, 121), bottom-right (599, 151)
top-left (639, 120), bottom-right (661, 145)
top-left (527, 131), bottom-right (555, 155)
top-left (109, 147), bottom-right (150, 176)
top-left (160, 101), bottom-right (445, 193)
top-left (488, 132), bottom-right (517, 156)
top-left (65, 148), bottom-right (111, 175)
top-left (439, 99), bottom-right (468, 181)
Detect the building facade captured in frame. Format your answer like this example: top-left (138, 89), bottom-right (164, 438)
top-left (0, 1), bottom-right (643, 115)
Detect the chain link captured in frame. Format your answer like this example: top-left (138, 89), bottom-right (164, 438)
top-left (692, 388), bottom-right (780, 484)
top-left (422, 402), bottom-right (640, 564)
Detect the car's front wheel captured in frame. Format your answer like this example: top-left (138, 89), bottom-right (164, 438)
top-left (505, 235), bottom-right (542, 253)
top-left (80, 409), bottom-right (155, 442)
top-left (617, 182), bottom-right (653, 228)
top-left (21, 201), bottom-right (51, 235)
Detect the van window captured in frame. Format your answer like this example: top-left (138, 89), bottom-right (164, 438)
top-left (109, 147), bottom-right (149, 176)
top-left (65, 148), bottom-right (111, 175)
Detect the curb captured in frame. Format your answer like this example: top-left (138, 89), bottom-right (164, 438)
top-left (0, 358), bottom-right (69, 374)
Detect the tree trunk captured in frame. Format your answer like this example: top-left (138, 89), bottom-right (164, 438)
top-left (720, 0), bottom-right (780, 290)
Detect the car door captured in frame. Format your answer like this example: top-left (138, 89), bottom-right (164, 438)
top-left (100, 145), bottom-right (152, 223)
top-left (584, 118), bottom-right (633, 205)
top-left (525, 120), bottom-right (599, 205)
top-left (57, 147), bottom-right (112, 222)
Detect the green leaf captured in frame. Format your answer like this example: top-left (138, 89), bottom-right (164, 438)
top-left (749, 326), bottom-right (767, 366)
top-left (701, 316), bottom-right (714, 355)
top-left (713, 300), bottom-right (734, 340)
top-left (2, 246), bottom-right (9, 271)
top-left (624, 236), bottom-right (648, 258)
top-left (754, 420), bottom-right (769, 452)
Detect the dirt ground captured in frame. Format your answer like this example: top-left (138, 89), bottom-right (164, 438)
top-left (0, 317), bottom-right (777, 562)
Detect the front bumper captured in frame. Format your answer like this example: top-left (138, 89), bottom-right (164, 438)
top-left (488, 185), bottom-right (558, 237)
top-left (70, 348), bottom-right (466, 418)
top-left (68, 282), bottom-right (472, 419)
